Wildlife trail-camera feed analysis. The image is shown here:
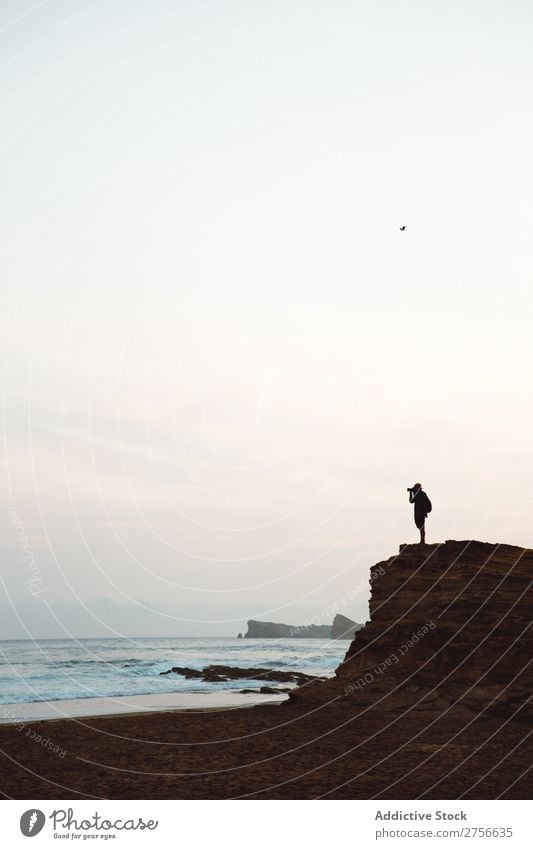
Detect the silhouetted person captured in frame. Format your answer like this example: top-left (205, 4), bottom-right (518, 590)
top-left (408, 483), bottom-right (432, 544)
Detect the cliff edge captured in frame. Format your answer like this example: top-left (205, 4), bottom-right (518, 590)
top-left (290, 540), bottom-right (532, 724)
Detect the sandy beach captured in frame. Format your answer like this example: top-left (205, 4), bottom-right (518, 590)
top-left (1, 693), bottom-right (530, 800)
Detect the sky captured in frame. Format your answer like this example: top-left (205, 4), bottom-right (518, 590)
top-left (1, 0), bottom-right (533, 639)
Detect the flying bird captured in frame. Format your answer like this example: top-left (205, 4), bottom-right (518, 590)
top-left (399, 225), bottom-right (407, 231)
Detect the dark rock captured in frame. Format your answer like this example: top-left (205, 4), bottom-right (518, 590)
top-left (203, 665), bottom-right (320, 685)
top-left (159, 663), bottom-right (324, 686)
top-left (259, 686), bottom-right (292, 694)
top-left (159, 666), bottom-right (204, 678)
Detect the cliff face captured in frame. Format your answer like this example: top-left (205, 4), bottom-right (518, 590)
top-left (290, 540), bottom-right (532, 722)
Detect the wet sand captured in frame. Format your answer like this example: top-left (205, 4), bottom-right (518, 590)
top-left (0, 690), bottom-right (285, 725)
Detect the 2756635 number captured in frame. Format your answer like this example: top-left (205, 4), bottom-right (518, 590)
top-left (461, 828), bottom-right (513, 838)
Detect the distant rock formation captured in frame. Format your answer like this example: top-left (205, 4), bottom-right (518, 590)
top-left (244, 614), bottom-right (360, 639)
top-left (330, 613), bottom-right (362, 640)
top-left (237, 633), bottom-right (243, 638)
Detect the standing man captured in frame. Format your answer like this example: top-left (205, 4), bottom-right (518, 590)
top-left (408, 483), bottom-right (432, 544)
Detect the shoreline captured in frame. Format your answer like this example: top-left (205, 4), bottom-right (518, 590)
top-left (0, 689), bottom-right (287, 726)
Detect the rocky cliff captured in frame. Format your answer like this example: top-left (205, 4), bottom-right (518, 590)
top-left (245, 613), bottom-right (360, 639)
top-left (290, 540), bottom-right (532, 724)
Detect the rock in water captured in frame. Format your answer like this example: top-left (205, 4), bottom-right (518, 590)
top-left (160, 664), bottom-right (323, 686)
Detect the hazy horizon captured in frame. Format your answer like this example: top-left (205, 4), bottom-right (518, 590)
top-left (2, 0), bottom-right (533, 639)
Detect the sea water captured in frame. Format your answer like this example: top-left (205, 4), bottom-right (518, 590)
top-left (0, 636), bottom-right (347, 706)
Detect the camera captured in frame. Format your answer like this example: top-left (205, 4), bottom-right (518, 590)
top-left (407, 487), bottom-right (414, 492)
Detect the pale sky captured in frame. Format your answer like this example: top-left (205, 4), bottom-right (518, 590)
top-left (1, 0), bottom-right (533, 638)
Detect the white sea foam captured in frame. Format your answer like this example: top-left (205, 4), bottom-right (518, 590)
top-left (0, 636), bottom-right (345, 709)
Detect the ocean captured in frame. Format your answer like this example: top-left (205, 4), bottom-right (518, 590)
top-left (0, 637), bottom-right (347, 717)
